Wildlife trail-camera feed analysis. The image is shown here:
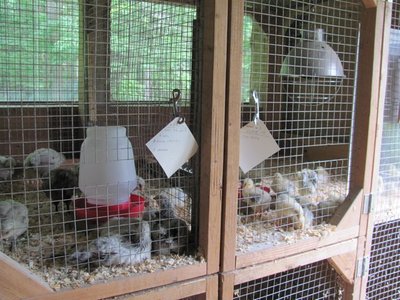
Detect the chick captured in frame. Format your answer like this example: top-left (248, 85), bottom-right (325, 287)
top-left (271, 173), bottom-right (296, 196)
top-left (316, 166), bottom-right (330, 184)
top-left (150, 215), bottom-right (190, 256)
top-left (24, 148), bottom-right (66, 177)
top-left (296, 169), bottom-right (318, 195)
top-left (158, 187), bottom-right (190, 209)
top-left (155, 187), bottom-right (191, 221)
top-left (275, 193), bottom-right (305, 230)
top-left (70, 218), bottom-right (151, 266)
top-left (0, 156), bottom-right (16, 180)
top-left (302, 205), bottom-right (314, 229)
top-left (0, 200), bottom-right (28, 250)
top-left (42, 168), bottom-right (78, 212)
top-left (241, 178), bottom-right (272, 215)
top-left (315, 196), bottom-right (344, 224)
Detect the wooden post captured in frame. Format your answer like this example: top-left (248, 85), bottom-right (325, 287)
top-left (0, 252), bottom-right (52, 300)
top-left (199, 0), bottom-right (228, 274)
top-left (221, 0), bottom-right (243, 273)
top-left (220, 272), bottom-right (236, 300)
top-left (351, 1), bottom-right (392, 299)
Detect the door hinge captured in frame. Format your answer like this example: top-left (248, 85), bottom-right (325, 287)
top-left (356, 256), bottom-right (370, 278)
top-left (363, 194), bottom-right (374, 214)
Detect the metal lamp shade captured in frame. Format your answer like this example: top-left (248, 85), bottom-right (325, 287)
top-left (280, 29), bottom-right (345, 104)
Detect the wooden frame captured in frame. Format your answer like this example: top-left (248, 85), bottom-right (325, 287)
top-left (0, 0), bottom-right (227, 298)
top-left (0, 0), bottom-right (393, 298)
top-left (219, 0), bottom-right (388, 299)
top-left (352, 1), bottom-right (393, 299)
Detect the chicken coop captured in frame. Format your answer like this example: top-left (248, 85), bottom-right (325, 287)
top-left (0, 0), bottom-right (398, 299)
top-left (0, 0), bottom-right (224, 298)
top-left (220, 0), bottom-right (398, 299)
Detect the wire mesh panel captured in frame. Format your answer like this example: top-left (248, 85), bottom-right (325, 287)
top-left (366, 220), bottom-right (400, 300)
top-left (237, 0), bottom-right (362, 252)
top-left (366, 2), bottom-right (400, 299)
top-left (233, 260), bottom-right (344, 300)
top-left (373, 2), bottom-right (400, 224)
top-left (0, 0), bottom-right (203, 291)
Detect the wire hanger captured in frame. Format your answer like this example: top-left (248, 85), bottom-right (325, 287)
top-left (169, 88), bottom-right (185, 124)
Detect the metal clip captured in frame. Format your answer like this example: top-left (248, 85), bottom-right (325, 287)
top-left (251, 90), bottom-right (260, 124)
top-left (169, 88), bottom-right (185, 124)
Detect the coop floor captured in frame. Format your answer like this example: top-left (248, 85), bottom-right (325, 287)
top-left (236, 179), bottom-right (346, 253)
top-left (0, 172), bottom-right (202, 291)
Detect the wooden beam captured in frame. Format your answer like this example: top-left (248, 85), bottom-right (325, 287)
top-left (303, 144), bottom-right (349, 161)
top-left (362, 0), bottom-right (377, 9)
top-left (328, 252), bottom-right (357, 285)
top-left (352, 1), bottom-right (392, 299)
top-left (26, 263), bottom-right (206, 300)
top-left (330, 189), bottom-right (363, 230)
top-left (234, 238), bottom-right (358, 285)
top-left (219, 272), bottom-right (236, 300)
top-left (117, 277), bottom-right (208, 300)
top-left (221, 0), bottom-right (243, 273)
top-left (0, 252), bottom-right (52, 300)
top-left (236, 225), bottom-right (359, 269)
top-left (198, 0), bottom-right (228, 275)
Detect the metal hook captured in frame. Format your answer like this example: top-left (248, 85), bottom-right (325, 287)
top-left (251, 90), bottom-right (260, 124)
top-left (169, 88), bottom-right (185, 124)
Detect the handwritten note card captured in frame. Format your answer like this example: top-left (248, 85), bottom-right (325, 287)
top-left (146, 117), bottom-right (198, 178)
top-left (239, 121), bottom-right (280, 174)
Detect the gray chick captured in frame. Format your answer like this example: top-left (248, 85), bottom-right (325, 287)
top-left (70, 218), bottom-right (151, 266)
top-left (149, 213), bottom-right (189, 256)
top-left (296, 168), bottom-right (318, 195)
top-left (0, 156), bottom-right (16, 180)
top-left (24, 148), bottom-right (66, 177)
top-left (0, 200), bottom-right (28, 250)
top-left (42, 168), bottom-right (78, 212)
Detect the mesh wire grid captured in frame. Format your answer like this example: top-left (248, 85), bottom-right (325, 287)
top-left (233, 260), bottom-right (344, 300)
top-left (0, 0), bottom-right (202, 290)
top-left (366, 2), bottom-right (400, 299)
top-left (237, 0), bottom-right (362, 252)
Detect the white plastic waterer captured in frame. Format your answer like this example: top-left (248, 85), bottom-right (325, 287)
top-left (79, 126), bottom-right (137, 205)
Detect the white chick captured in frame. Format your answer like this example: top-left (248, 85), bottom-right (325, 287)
top-left (0, 200), bottom-right (28, 250)
top-left (241, 178), bottom-right (272, 214)
top-left (132, 176), bottom-right (146, 197)
top-left (159, 187), bottom-right (189, 209)
top-left (296, 169), bottom-right (318, 195)
top-left (316, 166), bottom-right (330, 184)
top-left (136, 176), bottom-right (146, 191)
top-left (271, 173), bottom-right (296, 196)
top-left (24, 148), bottom-right (66, 177)
top-left (70, 218), bottom-right (151, 266)
top-left (0, 156), bottom-right (16, 180)
top-left (155, 187), bottom-right (191, 220)
top-left (302, 205), bottom-right (314, 229)
top-left (275, 193), bottom-right (305, 230)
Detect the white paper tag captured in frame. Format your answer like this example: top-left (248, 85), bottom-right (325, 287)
top-left (146, 117), bottom-right (199, 178)
top-left (239, 120), bottom-right (280, 174)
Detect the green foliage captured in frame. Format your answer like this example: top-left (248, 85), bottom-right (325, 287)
top-left (0, 0), bottom-right (79, 101)
top-left (110, 1), bottom-right (196, 102)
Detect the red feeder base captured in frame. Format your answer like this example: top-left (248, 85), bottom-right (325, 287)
top-left (74, 194), bottom-right (145, 223)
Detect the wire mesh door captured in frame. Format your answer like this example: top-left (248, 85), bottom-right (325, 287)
top-left (0, 0), bottom-right (203, 291)
top-left (233, 260), bottom-right (345, 300)
top-left (237, 0), bottom-right (362, 253)
top-left (366, 1), bottom-right (400, 299)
